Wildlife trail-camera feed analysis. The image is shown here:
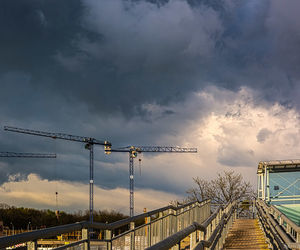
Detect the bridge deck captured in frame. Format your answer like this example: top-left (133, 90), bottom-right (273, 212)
top-left (223, 219), bottom-right (269, 249)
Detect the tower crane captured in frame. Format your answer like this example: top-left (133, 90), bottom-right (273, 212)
top-left (0, 152), bottom-right (56, 158)
top-left (105, 146), bottom-right (197, 217)
top-left (4, 126), bottom-right (111, 222)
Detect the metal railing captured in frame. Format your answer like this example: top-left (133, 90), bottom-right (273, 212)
top-left (146, 200), bottom-right (237, 250)
top-left (110, 200), bottom-right (210, 249)
top-left (0, 200), bottom-right (210, 250)
top-left (256, 199), bottom-right (300, 249)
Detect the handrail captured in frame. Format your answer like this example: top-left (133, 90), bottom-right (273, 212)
top-left (108, 199), bottom-right (208, 229)
top-left (194, 202), bottom-right (235, 250)
top-left (256, 199), bottom-right (300, 249)
top-left (0, 222), bottom-right (88, 249)
top-left (146, 201), bottom-right (236, 250)
top-left (196, 205), bottom-right (235, 250)
top-left (256, 204), bottom-right (289, 250)
top-left (144, 222), bottom-right (205, 250)
top-left (269, 203), bottom-right (300, 231)
top-left (54, 239), bottom-right (88, 250)
top-left (0, 199), bottom-right (209, 249)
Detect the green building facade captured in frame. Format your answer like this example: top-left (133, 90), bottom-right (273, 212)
top-left (257, 160), bottom-right (300, 226)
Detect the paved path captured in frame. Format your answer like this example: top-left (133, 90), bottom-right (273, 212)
top-left (223, 219), bottom-right (270, 249)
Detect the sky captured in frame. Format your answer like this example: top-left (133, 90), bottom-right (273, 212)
top-left (1, 0), bottom-right (300, 215)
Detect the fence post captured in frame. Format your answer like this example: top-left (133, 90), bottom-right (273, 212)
top-left (27, 240), bottom-right (37, 250)
top-left (168, 208), bottom-right (173, 237)
top-left (158, 212), bottom-right (163, 241)
top-left (206, 203), bottom-right (210, 220)
top-left (105, 229), bottom-right (112, 250)
top-left (82, 228), bottom-right (90, 250)
top-left (130, 222), bottom-right (135, 250)
top-left (190, 230), bottom-right (197, 249)
top-left (199, 230), bottom-right (205, 241)
top-left (297, 229), bottom-right (300, 243)
top-left (171, 242), bottom-right (180, 250)
top-left (174, 206), bottom-right (178, 233)
top-left (146, 215), bottom-right (151, 247)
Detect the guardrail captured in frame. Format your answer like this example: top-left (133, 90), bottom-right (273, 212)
top-left (256, 199), bottom-right (300, 249)
top-left (146, 200), bottom-right (237, 250)
top-left (0, 199), bottom-right (210, 250)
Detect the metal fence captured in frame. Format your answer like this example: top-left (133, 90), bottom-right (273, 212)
top-left (146, 200), bottom-right (237, 250)
top-left (0, 200), bottom-right (210, 250)
top-left (109, 200), bottom-right (210, 250)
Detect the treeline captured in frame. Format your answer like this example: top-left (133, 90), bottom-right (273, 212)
top-left (0, 206), bottom-right (127, 230)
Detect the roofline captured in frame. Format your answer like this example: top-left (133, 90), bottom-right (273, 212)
top-left (257, 159), bottom-right (300, 173)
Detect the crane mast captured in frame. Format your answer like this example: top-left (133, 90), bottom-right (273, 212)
top-left (4, 126), bottom-right (111, 223)
top-left (106, 146), bottom-right (197, 217)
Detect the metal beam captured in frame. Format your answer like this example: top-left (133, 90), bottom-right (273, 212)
top-left (0, 152), bottom-right (56, 158)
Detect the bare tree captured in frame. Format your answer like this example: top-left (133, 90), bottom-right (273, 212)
top-left (187, 170), bottom-right (254, 204)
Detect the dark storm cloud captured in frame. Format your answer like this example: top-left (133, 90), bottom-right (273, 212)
top-left (0, 0), bottom-right (84, 73)
top-left (217, 147), bottom-right (256, 167)
top-left (1, 0), bottom-right (300, 193)
top-left (256, 128), bottom-right (272, 143)
top-left (0, 0), bottom-right (231, 118)
top-left (1, 0), bottom-right (300, 117)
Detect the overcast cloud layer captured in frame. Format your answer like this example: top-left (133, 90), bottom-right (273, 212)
top-left (1, 0), bottom-right (300, 214)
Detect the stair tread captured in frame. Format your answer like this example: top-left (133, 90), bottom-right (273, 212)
top-left (223, 219), bottom-right (270, 250)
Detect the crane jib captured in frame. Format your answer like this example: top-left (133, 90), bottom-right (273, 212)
top-left (4, 126), bottom-right (111, 146)
top-left (0, 152), bottom-right (56, 158)
top-left (105, 145), bottom-right (198, 217)
top-left (107, 146), bottom-right (197, 153)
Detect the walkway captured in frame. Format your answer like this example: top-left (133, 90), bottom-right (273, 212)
top-left (223, 219), bottom-right (269, 249)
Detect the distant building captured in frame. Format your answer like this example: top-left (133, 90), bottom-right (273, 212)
top-left (257, 160), bottom-right (300, 225)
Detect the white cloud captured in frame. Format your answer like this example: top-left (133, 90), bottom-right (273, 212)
top-left (0, 173), bottom-right (181, 215)
top-left (134, 87), bottom-right (300, 190)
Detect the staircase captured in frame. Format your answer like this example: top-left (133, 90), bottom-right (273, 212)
top-left (223, 219), bottom-right (269, 249)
